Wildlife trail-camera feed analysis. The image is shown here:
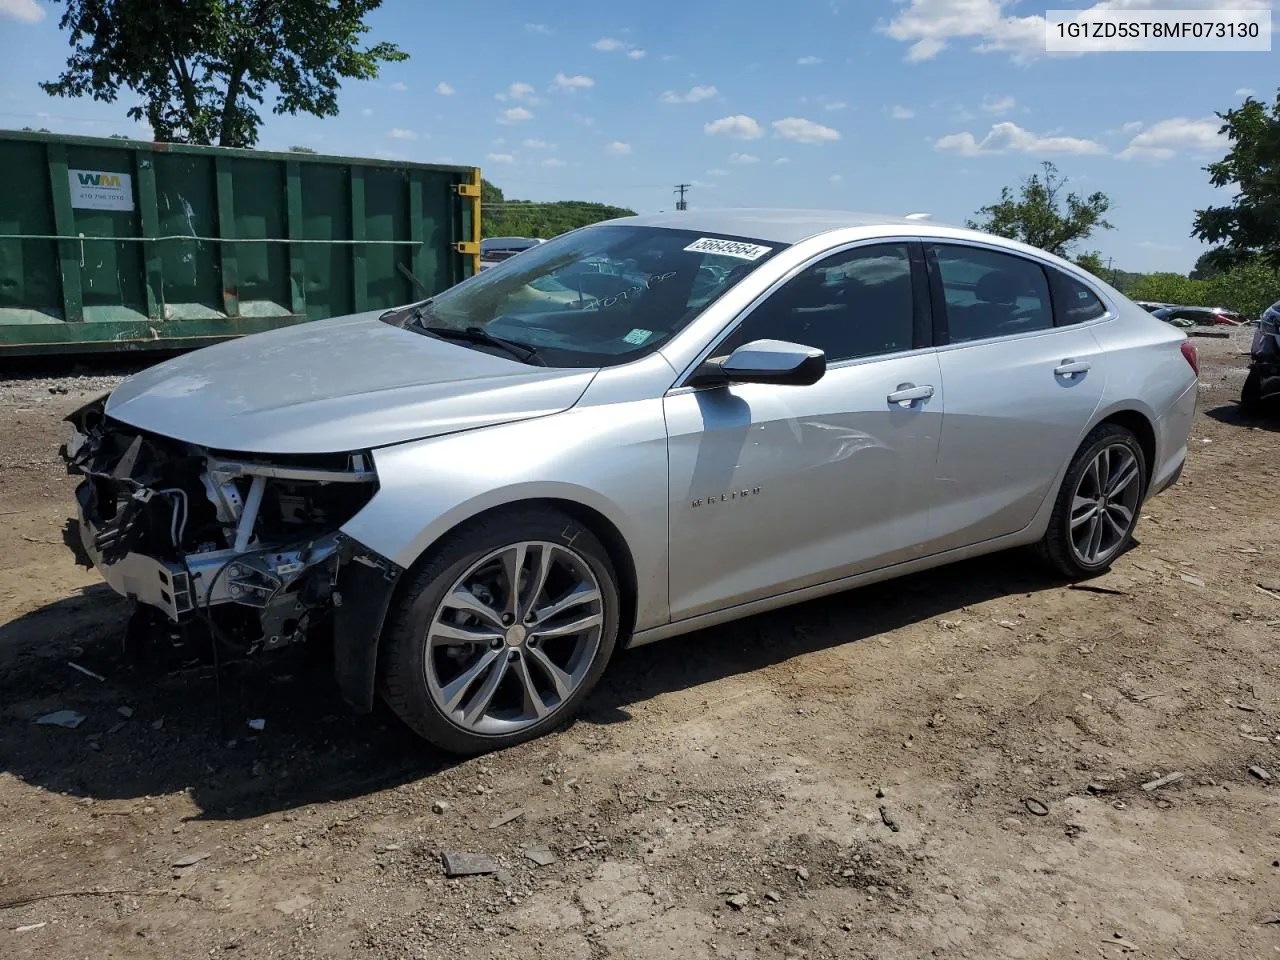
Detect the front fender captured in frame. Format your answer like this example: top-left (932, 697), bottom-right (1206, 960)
top-left (339, 400), bottom-right (672, 633)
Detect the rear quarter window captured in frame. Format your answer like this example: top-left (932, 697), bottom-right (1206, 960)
top-left (1048, 269), bottom-right (1107, 325)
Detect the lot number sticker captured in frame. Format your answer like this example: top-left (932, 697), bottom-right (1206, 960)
top-left (683, 237), bottom-right (773, 261)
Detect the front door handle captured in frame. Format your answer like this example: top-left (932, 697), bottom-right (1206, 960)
top-left (1054, 359), bottom-right (1091, 378)
top-left (887, 383), bottom-right (935, 407)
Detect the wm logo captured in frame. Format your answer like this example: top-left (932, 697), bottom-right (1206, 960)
top-left (77, 172), bottom-right (122, 187)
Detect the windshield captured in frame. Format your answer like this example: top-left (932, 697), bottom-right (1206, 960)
top-left (384, 224), bottom-right (785, 367)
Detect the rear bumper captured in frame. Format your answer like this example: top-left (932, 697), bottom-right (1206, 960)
top-left (1149, 379), bottom-right (1197, 499)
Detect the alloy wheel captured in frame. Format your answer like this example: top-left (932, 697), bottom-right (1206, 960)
top-left (1069, 443), bottom-right (1142, 566)
top-left (423, 541), bottom-right (604, 736)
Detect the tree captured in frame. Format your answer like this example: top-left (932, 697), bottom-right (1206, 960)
top-left (1075, 251), bottom-right (1106, 277)
top-left (968, 161), bottom-right (1113, 258)
top-left (41, 0), bottom-right (406, 148)
top-left (1189, 250), bottom-right (1227, 280)
top-left (1192, 90), bottom-right (1280, 271)
top-left (288, 145), bottom-right (316, 153)
top-left (480, 178), bottom-right (636, 239)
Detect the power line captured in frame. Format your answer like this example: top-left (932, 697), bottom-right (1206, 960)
top-left (673, 183), bottom-right (691, 211)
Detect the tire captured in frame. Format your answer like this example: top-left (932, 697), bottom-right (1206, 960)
top-left (379, 507), bottom-right (620, 755)
top-left (1240, 367), bottom-right (1263, 413)
top-left (1039, 423), bottom-right (1148, 579)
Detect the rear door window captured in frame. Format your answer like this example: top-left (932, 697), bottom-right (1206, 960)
top-left (928, 244), bottom-right (1053, 344)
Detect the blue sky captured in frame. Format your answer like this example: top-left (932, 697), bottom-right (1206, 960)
top-left (0, 0), bottom-right (1274, 272)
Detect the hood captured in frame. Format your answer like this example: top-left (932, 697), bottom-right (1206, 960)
top-left (105, 312), bottom-right (598, 454)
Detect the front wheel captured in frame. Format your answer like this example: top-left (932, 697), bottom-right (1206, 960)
top-left (1039, 424), bottom-right (1147, 579)
top-left (379, 508), bottom-right (620, 754)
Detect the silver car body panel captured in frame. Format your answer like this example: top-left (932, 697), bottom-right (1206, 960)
top-left (105, 311), bottom-right (597, 454)
top-left (76, 209), bottom-right (1197, 661)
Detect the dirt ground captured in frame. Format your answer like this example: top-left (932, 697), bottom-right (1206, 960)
top-left (1, 331), bottom-right (1277, 960)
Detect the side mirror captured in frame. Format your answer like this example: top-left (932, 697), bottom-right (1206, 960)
top-left (691, 338), bottom-right (826, 387)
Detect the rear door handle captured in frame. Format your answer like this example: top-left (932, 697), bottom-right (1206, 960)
top-left (1054, 359), bottom-right (1091, 377)
top-left (887, 383), bottom-right (935, 407)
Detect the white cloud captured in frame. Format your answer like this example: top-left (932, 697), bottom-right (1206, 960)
top-left (389, 81), bottom-right (408, 92)
top-left (772, 117), bottom-right (841, 143)
top-left (525, 23), bottom-right (552, 35)
top-left (506, 81), bottom-right (535, 100)
top-left (593, 37), bottom-right (624, 51)
top-left (1118, 116), bottom-right (1226, 161)
top-left (829, 173), bottom-right (844, 184)
top-left (523, 138), bottom-right (553, 149)
top-left (435, 82), bottom-right (456, 96)
top-left (883, 0), bottom-right (1270, 63)
top-left (499, 107), bottom-right (534, 123)
top-left (0, 0), bottom-right (44, 23)
top-left (387, 128), bottom-right (418, 141)
top-left (890, 105), bottom-right (916, 120)
top-left (1236, 87), bottom-right (1257, 96)
top-left (981, 94), bottom-right (1016, 115)
top-left (361, 107), bottom-right (374, 118)
top-left (542, 157), bottom-right (568, 167)
top-left (704, 114), bottom-right (763, 139)
top-left (628, 49), bottom-right (647, 59)
top-left (706, 168), bottom-right (730, 177)
top-left (553, 72), bottom-right (595, 92)
top-left (729, 152), bottom-right (760, 164)
top-left (606, 141), bottom-right (632, 155)
top-left (797, 55), bottom-right (823, 65)
top-left (824, 101), bottom-right (848, 111)
top-left (661, 85), bottom-right (718, 104)
top-left (1122, 120), bottom-right (1143, 134)
top-left (774, 157), bottom-right (791, 165)
top-left (935, 121), bottom-right (1105, 156)
top-left (486, 152), bottom-right (516, 164)
top-left (882, 0), bottom-right (1049, 62)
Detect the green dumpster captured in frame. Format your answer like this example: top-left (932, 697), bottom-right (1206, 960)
top-left (0, 130), bottom-right (481, 356)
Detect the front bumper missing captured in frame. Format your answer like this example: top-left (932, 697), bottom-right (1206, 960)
top-left (64, 402), bottom-right (401, 685)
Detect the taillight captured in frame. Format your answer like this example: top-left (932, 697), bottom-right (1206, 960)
top-left (1180, 341), bottom-right (1199, 376)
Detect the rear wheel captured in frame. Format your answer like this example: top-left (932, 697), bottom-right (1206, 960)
top-left (1040, 423), bottom-right (1147, 579)
top-left (380, 508), bottom-right (619, 755)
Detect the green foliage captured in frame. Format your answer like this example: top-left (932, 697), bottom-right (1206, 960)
top-left (968, 161), bottom-right (1113, 258)
top-left (1075, 251), bottom-right (1106, 277)
top-left (1127, 259), bottom-right (1280, 318)
top-left (1193, 90), bottom-right (1280, 271)
top-left (481, 179), bottom-right (635, 240)
top-left (41, 0), bottom-right (406, 148)
top-left (288, 144), bottom-right (316, 153)
top-left (1189, 250), bottom-right (1227, 280)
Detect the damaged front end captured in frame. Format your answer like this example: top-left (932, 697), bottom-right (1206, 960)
top-left (63, 397), bottom-right (400, 696)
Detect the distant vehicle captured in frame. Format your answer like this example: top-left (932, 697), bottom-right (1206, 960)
top-left (1243, 299), bottom-right (1280, 411)
top-left (1152, 305), bottom-right (1247, 327)
top-left (65, 209), bottom-right (1198, 754)
top-left (480, 237), bottom-right (544, 269)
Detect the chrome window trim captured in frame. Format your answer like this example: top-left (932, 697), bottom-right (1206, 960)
top-left (923, 237), bottom-right (1118, 347)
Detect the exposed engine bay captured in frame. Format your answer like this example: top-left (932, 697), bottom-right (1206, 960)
top-left (63, 395), bottom-right (385, 658)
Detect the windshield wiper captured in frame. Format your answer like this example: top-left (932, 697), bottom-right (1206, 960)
top-left (419, 324), bottom-right (546, 365)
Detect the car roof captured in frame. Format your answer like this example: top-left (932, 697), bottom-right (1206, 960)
top-left (613, 208), bottom-right (963, 246)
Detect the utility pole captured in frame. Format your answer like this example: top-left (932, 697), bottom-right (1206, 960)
top-left (673, 183), bottom-right (690, 211)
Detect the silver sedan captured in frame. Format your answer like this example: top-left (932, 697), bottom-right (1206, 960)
top-left (65, 210), bottom-right (1199, 754)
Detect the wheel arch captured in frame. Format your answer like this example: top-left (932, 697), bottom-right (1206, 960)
top-left (1093, 408), bottom-right (1157, 486)
top-left (394, 496), bottom-right (640, 643)
top-left (337, 495), bottom-right (642, 716)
